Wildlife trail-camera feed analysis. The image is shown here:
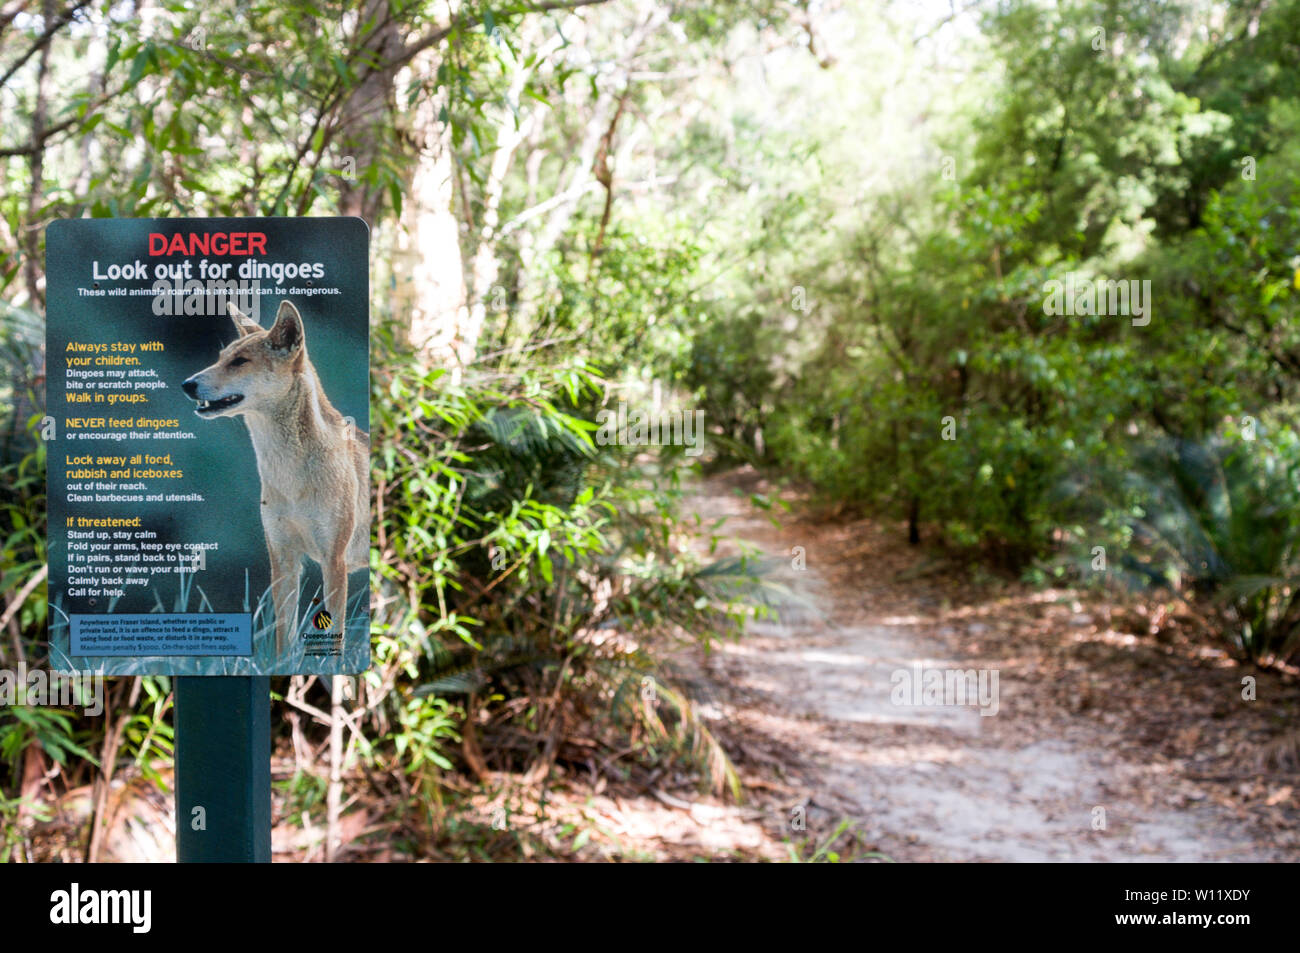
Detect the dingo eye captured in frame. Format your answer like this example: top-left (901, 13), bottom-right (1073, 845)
top-left (228, 356), bottom-right (250, 367)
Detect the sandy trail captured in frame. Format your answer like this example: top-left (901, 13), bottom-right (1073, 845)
top-left (692, 468), bottom-right (1283, 862)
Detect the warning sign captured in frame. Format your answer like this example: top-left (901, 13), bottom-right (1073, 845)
top-left (46, 218), bottom-right (370, 675)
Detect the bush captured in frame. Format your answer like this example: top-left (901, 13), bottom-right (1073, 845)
top-left (367, 326), bottom-right (755, 799)
top-left (1101, 422), bottom-right (1300, 664)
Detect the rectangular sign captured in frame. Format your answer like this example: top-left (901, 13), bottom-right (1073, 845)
top-left (46, 217), bottom-right (370, 675)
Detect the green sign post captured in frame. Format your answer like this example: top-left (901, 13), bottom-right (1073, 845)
top-left (175, 677), bottom-right (271, 862)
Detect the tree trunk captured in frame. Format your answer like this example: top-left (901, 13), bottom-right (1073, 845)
top-left (392, 55), bottom-right (472, 372)
top-left (331, 4), bottom-right (474, 371)
top-left (335, 0), bottom-right (405, 225)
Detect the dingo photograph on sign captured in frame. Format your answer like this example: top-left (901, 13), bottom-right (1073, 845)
top-left (183, 300), bottom-right (369, 656)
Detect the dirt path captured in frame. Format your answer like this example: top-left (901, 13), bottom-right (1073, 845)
top-left (691, 468), bottom-right (1297, 862)
top-left (42, 467), bottom-right (1294, 863)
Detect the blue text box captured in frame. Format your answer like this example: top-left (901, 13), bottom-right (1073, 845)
top-left (70, 613), bottom-right (252, 657)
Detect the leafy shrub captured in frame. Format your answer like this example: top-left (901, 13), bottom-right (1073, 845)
top-left (1100, 423), bottom-right (1300, 664)
top-left (367, 326), bottom-right (755, 799)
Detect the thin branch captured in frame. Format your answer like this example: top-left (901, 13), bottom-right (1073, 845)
top-left (0, 563), bottom-right (46, 633)
top-left (0, 0), bottom-right (88, 91)
top-left (0, 77), bottom-right (130, 157)
top-left (395, 0), bottom-right (613, 72)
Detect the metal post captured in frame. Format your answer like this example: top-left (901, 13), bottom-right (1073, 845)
top-left (174, 676), bottom-right (272, 862)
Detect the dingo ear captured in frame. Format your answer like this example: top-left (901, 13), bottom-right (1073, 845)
top-left (227, 303), bottom-right (261, 337)
top-left (268, 300), bottom-right (303, 352)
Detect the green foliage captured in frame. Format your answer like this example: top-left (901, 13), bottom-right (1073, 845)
top-left (1105, 425), bottom-right (1300, 663)
top-left (0, 792), bottom-right (51, 862)
top-left (277, 769), bottom-right (329, 826)
top-left (0, 307), bottom-right (46, 636)
top-left (0, 705), bottom-right (96, 775)
top-left (367, 322), bottom-right (753, 798)
top-left (702, 0), bottom-right (1300, 594)
top-left (784, 819), bottom-right (892, 863)
top-left (119, 677), bottom-right (175, 787)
